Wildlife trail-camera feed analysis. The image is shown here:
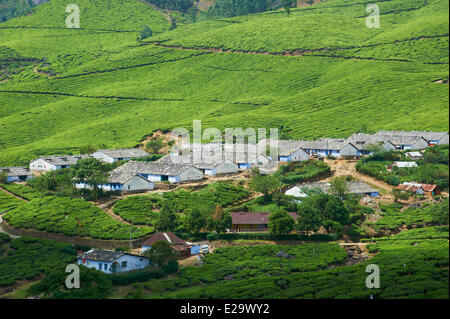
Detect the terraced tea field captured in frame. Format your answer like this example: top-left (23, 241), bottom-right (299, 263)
top-left (0, 0), bottom-right (448, 166)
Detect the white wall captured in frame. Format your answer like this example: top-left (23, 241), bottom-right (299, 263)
top-left (30, 159), bottom-right (56, 171)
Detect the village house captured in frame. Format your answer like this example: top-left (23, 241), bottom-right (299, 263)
top-left (295, 139), bottom-right (359, 158)
top-left (285, 181), bottom-right (380, 198)
top-left (231, 212), bottom-right (299, 232)
top-left (347, 133), bottom-right (396, 155)
top-left (113, 161), bottom-right (203, 183)
top-left (29, 155), bottom-right (91, 172)
top-left (396, 182), bottom-right (441, 197)
top-left (75, 172), bottom-right (154, 192)
top-left (373, 132), bottom-right (431, 150)
top-left (91, 148), bottom-right (149, 163)
top-left (142, 232), bottom-right (198, 257)
top-left (375, 130), bottom-right (449, 146)
top-left (0, 167), bottom-right (34, 182)
top-left (78, 249), bottom-right (149, 274)
top-left (392, 161), bottom-right (419, 168)
top-left (257, 139), bottom-right (309, 162)
top-left (405, 151), bottom-right (424, 160)
top-left (157, 155), bottom-right (239, 176)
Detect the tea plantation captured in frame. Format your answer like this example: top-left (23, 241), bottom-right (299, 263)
top-left (0, 236), bottom-right (77, 287)
top-left (2, 196), bottom-right (152, 239)
top-left (146, 227), bottom-right (448, 298)
top-left (0, 0), bottom-right (448, 166)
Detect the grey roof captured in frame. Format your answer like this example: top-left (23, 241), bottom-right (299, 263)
top-left (32, 154), bottom-right (91, 166)
top-left (114, 161), bottom-right (198, 176)
top-left (258, 139), bottom-right (306, 156)
top-left (294, 181), bottom-right (378, 195)
top-left (95, 148), bottom-right (148, 159)
top-left (405, 151), bottom-right (423, 157)
top-left (375, 130), bottom-right (448, 141)
top-left (0, 166), bottom-right (33, 177)
top-left (295, 138), bottom-right (357, 151)
top-left (377, 135), bottom-right (427, 146)
top-left (347, 134), bottom-right (392, 151)
top-left (107, 172), bottom-right (149, 184)
top-left (78, 249), bottom-right (125, 262)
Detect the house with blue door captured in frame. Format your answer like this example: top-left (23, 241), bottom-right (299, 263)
top-left (295, 139), bottom-right (359, 158)
top-left (257, 139), bottom-right (309, 163)
top-left (78, 249), bottom-right (149, 274)
top-left (113, 161), bottom-right (203, 184)
top-left (75, 172), bottom-right (154, 192)
top-left (0, 167), bottom-right (34, 182)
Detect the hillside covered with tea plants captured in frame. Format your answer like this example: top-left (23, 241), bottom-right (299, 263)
top-left (0, 0), bottom-right (448, 166)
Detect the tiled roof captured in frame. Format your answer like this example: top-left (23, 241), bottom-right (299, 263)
top-left (142, 232), bottom-right (187, 247)
top-left (113, 161), bottom-right (197, 176)
top-left (96, 149), bottom-right (148, 159)
top-left (107, 172), bottom-right (149, 184)
top-left (78, 249), bottom-right (125, 262)
top-left (375, 130), bottom-right (448, 141)
top-left (32, 155), bottom-right (91, 166)
top-left (0, 166), bottom-right (32, 176)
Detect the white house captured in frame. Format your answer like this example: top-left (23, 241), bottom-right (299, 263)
top-left (113, 161), bottom-right (203, 184)
top-left (405, 151), bottom-right (423, 160)
top-left (393, 161), bottom-right (419, 168)
top-left (285, 181), bottom-right (379, 198)
top-left (29, 155), bottom-right (90, 172)
top-left (374, 131), bottom-right (430, 150)
top-left (0, 167), bottom-right (34, 182)
top-left (91, 149), bottom-right (149, 163)
top-left (78, 249), bottom-right (149, 274)
top-left (75, 172), bottom-right (154, 192)
top-left (347, 133), bottom-right (396, 155)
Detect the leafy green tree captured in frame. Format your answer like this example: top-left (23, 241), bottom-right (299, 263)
top-left (155, 200), bottom-right (179, 232)
top-left (297, 202), bottom-right (323, 236)
top-left (207, 205), bottom-right (232, 234)
top-left (329, 176), bottom-right (349, 199)
top-left (143, 240), bottom-right (178, 266)
top-left (0, 171), bottom-right (7, 184)
top-left (79, 144), bottom-right (97, 154)
top-left (324, 196), bottom-right (350, 225)
top-left (249, 172), bottom-right (281, 201)
top-left (184, 205), bottom-right (207, 234)
top-left (139, 25), bottom-right (153, 41)
top-left (146, 138), bottom-right (165, 154)
top-left (283, 0), bottom-right (295, 15)
top-left (269, 209), bottom-right (295, 235)
top-left (72, 158), bottom-right (109, 201)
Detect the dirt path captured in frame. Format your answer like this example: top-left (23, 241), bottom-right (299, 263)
top-left (0, 214), bottom-right (21, 239)
top-left (323, 159), bottom-right (394, 201)
top-left (0, 187), bottom-right (29, 202)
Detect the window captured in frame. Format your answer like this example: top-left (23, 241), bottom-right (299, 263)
top-left (98, 263), bottom-right (102, 270)
top-left (104, 263), bottom-right (108, 270)
top-left (122, 261), bottom-right (128, 268)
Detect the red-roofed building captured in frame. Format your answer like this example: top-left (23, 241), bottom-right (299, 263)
top-left (396, 183), bottom-right (440, 197)
top-left (231, 212), bottom-right (298, 232)
top-left (142, 232), bottom-right (193, 258)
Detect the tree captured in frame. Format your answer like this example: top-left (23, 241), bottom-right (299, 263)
top-left (207, 206), bottom-right (232, 234)
top-left (79, 144), bottom-right (97, 154)
top-left (72, 158), bottom-right (109, 201)
top-left (184, 205), bottom-right (207, 234)
top-left (146, 138), bottom-right (164, 154)
top-left (249, 173), bottom-right (280, 201)
top-left (139, 25), bottom-right (153, 41)
top-left (283, 0), bottom-right (295, 15)
top-left (269, 210), bottom-right (295, 235)
top-left (297, 202), bottom-right (322, 236)
top-left (329, 176), bottom-right (349, 200)
top-left (324, 196), bottom-right (349, 225)
top-left (143, 240), bottom-right (178, 266)
top-left (155, 200), bottom-right (179, 232)
top-left (0, 171), bottom-right (7, 184)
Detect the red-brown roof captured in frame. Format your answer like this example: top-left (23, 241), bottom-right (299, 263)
top-left (231, 212), bottom-right (299, 225)
top-left (142, 232), bottom-right (187, 247)
top-left (421, 184), bottom-right (438, 192)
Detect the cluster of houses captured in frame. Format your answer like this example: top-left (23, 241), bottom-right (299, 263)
top-left (0, 130), bottom-right (447, 193)
top-left (78, 232), bottom-right (203, 274)
top-left (396, 183), bottom-right (441, 197)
